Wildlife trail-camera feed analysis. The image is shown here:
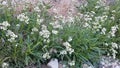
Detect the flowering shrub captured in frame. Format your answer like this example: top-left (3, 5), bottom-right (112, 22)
top-left (0, 0), bottom-right (120, 68)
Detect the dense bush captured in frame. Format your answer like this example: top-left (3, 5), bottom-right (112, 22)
top-left (0, 0), bottom-right (120, 68)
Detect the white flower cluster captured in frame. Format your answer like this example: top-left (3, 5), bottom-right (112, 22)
top-left (60, 50), bottom-right (67, 55)
top-left (52, 30), bottom-right (58, 35)
top-left (42, 52), bottom-right (51, 59)
top-left (50, 20), bottom-right (63, 35)
top-left (50, 20), bottom-right (63, 29)
top-left (68, 60), bottom-right (75, 66)
top-left (101, 28), bottom-right (107, 35)
top-left (34, 6), bottom-right (41, 12)
top-left (96, 0), bottom-right (106, 7)
top-left (39, 25), bottom-right (51, 39)
top-left (92, 22), bottom-right (102, 32)
top-left (109, 25), bottom-right (119, 37)
top-left (2, 62), bottom-right (9, 68)
top-left (104, 42), bottom-right (119, 59)
top-left (110, 48), bottom-right (117, 59)
top-left (83, 14), bottom-right (92, 22)
top-left (95, 15), bottom-right (108, 22)
top-left (95, 5), bottom-right (100, 9)
top-left (110, 16), bottom-right (115, 20)
top-left (32, 27), bottom-right (38, 32)
top-left (36, 15), bottom-right (44, 25)
top-left (62, 42), bottom-right (74, 54)
top-left (110, 10), bottom-right (115, 20)
top-left (67, 16), bottom-right (75, 23)
top-left (111, 42), bottom-right (118, 59)
top-left (6, 30), bottom-right (18, 42)
top-left (111, 42), bottom-right (118, 49)
top-left (43, 39), bottom-right (50, 43)
top-left (104, 6), bottom-right (110, 11)
top-left (0, 21), bottom-right (10, 30)
top-left (104, 43), bottom-right (108, 46)
top-left (17, 13), bottom-right (29, 24)
top-left (83, 22), bottom-right (91, 28)
top-left (31, 27), bottom-right (38, 34)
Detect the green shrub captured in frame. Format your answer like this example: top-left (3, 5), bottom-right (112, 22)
top-left (0, 0), bottom-right (120, 68)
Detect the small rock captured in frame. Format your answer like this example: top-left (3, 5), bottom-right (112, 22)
top-left (47, 58), bottom-right (59, 68)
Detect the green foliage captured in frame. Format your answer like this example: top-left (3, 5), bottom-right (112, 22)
top-left (0, 0), bottom-right (120, 68)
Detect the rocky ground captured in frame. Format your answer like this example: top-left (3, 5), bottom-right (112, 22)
top-left (25, 57), bottom-right (120, 68)
top-left (99, 56), bottom-right (120, 68)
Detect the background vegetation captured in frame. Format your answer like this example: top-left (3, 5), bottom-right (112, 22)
top-left (0, 0), bottom-right (120, 68)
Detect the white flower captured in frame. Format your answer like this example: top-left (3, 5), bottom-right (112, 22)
top-left (2, 62), bottom-right (9, 68)
top-left (31, 32), bottom-right (34, 34)
top-left (43, 39), bottom-right (50, 43)
top-left (68, 36), bottom-right (72, 42)
top-left (2, 21), bottom-right (10, 27)
top-left (104, 43), bottom-right (108, 46)
top-left (16, 24), bottom-right (20, 27)
top-left (47, 39), bottom-right (50, 43)
top-left (43, 52), bottom-right (51, 59)
top-left (83, 23), bottom-right (91, 28)
top-left (50, 21), bottom-right (63, 29)
top-left (63, 42), bottom-right (71, 47)
top-left (111, 42), bottom-right (118, 49)
top-left (95, 5), bottom-right (100, 9)
top-left (104, 6), bottom-right (110, 10)
top-left (69, 48), bottom-right (74, 54)
top-left (111, 48), bottom-right (117, 59)
top-left (32, 27), bottom-right (38, 32)
top-left (91, 11), bottom-right (96, 14)
top-left (43, 45), bottom-right (48, 49)
top-left (8, 37), bottom-right (16, 42)
top-left (111, 25), bottom-right (119, 31)
top-left (84, 17), bottom-right (92, 21)
top-left (60, 50), bottom-right (67, 55)
top-left (66, 47), bottom-right (74, 54)
top-left (110, 31), bottom-right (115, 37)
top-left (37, 18), bottom-right (44, 25)
top-left (39, 25), bottom-right (51, 38)
top-left (52, 30), bottom-right (58, 35)
top-left (6, 30), bottom-right (18, 38)
top-left (109, 25), bottom-right (119, 37)
top-left (37, 15), bottom-right (40, 18)
top-left (53, 8), bottom-right (58, 14)
top-left (97, 0), bottom-right (106, 6)
top-left (41, 25), bottom-right (47, 30)
top-left (68, 60), bottom-right (75, 66)
top-left (92, 22), bottom-right (102, 32)
top-left (112, 10), bottom-right (116, 13)
top-left (39, 30), bottom-right (50, 38)
top-left (110, 16), bottom-right (115, 20)
top-left (6, 30), bottom-right (18, 42)
top-left (34, 6), bottom-right (41, 12)
top-left (67, 16), bottom-right (75, 22)
top-left (17, 13), bottom-right (29, 24)
top-left (0, 21), bottom-right (10, 30)
top-left (15, 44), bottom-right (18, 47)
top-left (63, 42), bottom-right (74, 54)
top-left (101, 28), bottom-right (106, 35)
